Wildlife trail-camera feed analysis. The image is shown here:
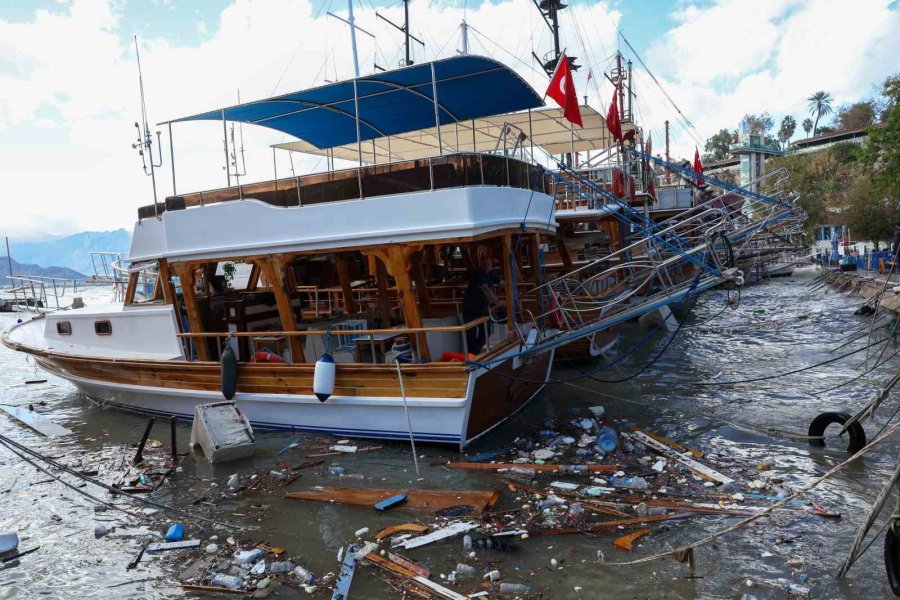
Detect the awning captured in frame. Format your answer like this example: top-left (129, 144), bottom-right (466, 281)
top-left (272, 105), bottom-right (637, 163)
top-left (167, 55), bottom-right (544, 150)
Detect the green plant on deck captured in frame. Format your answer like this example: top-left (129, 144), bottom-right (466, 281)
top-left (222, 262), bottom-right (236, 284)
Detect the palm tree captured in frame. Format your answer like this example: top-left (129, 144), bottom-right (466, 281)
top-left (802, 118), bottom-right (813, 138)
top-left (778, 115), bottom-right (797, 149)
top-left (807, 91), bottom-right (834, 136)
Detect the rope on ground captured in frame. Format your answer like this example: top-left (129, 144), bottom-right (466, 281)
top-left (604, 420), bottom-right (900, 567)
top-left (0, 433), bottom-right (255, 531)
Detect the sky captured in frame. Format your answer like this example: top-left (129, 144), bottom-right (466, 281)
top-left (0, 0), bottom-right (897, 238)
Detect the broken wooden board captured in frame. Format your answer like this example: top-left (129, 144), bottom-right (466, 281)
top-left (387, 553), bottom-right (430, 578)
top-left (146, 539), bottom-right (201, 553)
top-left (631, 428), bottom-right (703, 458)
top-left (366, 554), bottom-right (463, 599)
top-left (332, 544), bottom-right (361, 600)
top-left (398, 522), bottom-right (478, 550)
top-left (375, 523), bottom-right (429, 541)
top-left (0, 405), bottom-right (71, 437)
top-left (286, 487), bottom-right (500, 514)
top-left (630, 431), bottom-right (734, 486)
top-left (612, 528), bottom-right (652, 551)
top-left (448, 462), bottom-right (619, 473)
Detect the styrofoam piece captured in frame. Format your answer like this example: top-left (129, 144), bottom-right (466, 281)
top-left (189, 401), bottom-right (255, 463)
top-left (0, 532), bottom-right (19, 556)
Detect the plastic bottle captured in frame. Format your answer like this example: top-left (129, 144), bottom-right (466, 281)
top-left (456, 563), bottom-right (476, 577)
top-left (568, 503), bottom-right (584, 519)
top-left (509, 467), bottom-right (536, 476)
top-left (483, 569), bottom-right (502, 582)
top-left (596, 426), bottom-right (618, 452)
top-left (462, 534), bottom-right (473, 550)
top-left (537, 495), bottom-right (565, 510)
top-left (472, 536), bottom-right (516, 551)
top-left (499, 583), bottom-right (530, 595)
top-left (328, 465), bottom-right (345, 476)
top-left (226, 474), bottom-right (240, 489)
top-left (234, 548), bottom-right (264, 564)
top-left (210, 573), bottom-right (243, 590)
top-left (293, 566), bottom-right (315, 585)
top-left (575, 448), bottom-right (593, 457)
top-left (269, 561), bottom-right (296, 573)
top-left (628, 476), bottom-right (649, 490)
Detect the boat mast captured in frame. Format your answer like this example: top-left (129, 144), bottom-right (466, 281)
top-left (328, 0), bottom-right (376, 77)
top-left (459, 20), bottom-right (468, 55)
top-left (131, 36), bottom-right (163, 216)
top-left (377, 0), bottom-right (424, 67)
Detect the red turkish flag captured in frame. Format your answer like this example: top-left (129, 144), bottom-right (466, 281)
top-left (693, 147), bottom-right (703, 185)
top-left (545, 54), bottom-right (583, 128)
top-left (606, 94), bottom-right (622, 144)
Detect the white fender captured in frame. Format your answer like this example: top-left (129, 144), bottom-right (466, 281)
top-left (313, 353), bottom-right (336, 402)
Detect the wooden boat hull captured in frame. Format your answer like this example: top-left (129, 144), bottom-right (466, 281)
top-left (553, 326), bottom-right (620, 362)
top-left (7, 318), bottom-right (552, 449)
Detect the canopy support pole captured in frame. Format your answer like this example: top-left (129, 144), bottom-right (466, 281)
top-left (528, 109), bottom-right (534, 159)
top-left (222, 110), bottom-right (231, 187)
top-left (353, 78), bottom-right (363, 198)
top-left (431, 63), bottom-right (442, 155)
top-left (168, 123), bottom-right (176, 195)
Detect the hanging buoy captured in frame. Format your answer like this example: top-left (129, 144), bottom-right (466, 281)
top-left (220, 344), bottom-right (237, 400)
top-left (808, 411), bottom-right (866, 454)
top-left (313, 353), bottom-right (335, 402)
top-left (885, 522), bottom-right (900, 596)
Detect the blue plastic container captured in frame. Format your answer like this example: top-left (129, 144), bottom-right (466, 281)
top-left (164, 523), bottom-right (184, 542)
top-left (595, 426), bottom-right (618, 453)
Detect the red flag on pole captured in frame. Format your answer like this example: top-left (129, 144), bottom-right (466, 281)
top-left (645, 133), bottom-right (652, 155)
top-left (693, 147), bottom-right (703, 185)
top-left (606, 93), bottom-right (622, 143)
top-left (545, 54), bottom-right (583, 128)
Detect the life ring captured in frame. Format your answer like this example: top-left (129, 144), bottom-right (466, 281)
top-left (808, 411), bottom-right (866, 454)
top-left (253, 349), bottom-right (284, 363)
top-left (220, 344), bottom-right (237, 400)
top-left (885, 521), bottom-right (900, 596)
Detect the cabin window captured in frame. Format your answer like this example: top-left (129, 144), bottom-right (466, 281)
top-left (56, 321), bottom-right (72, 336)
top-left (94, 320), bottom-right (112, 336)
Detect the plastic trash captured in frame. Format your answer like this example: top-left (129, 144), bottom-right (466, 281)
top-left (499, 583), bottom-right (530, 595)
top-left (472, 536), bottom-right (516, 551)
top-left (269, 469), bottom-right (287, 479)
top-left (462, 535), bottom-right (473, 551)
top-left (226, 474), bottom-right (240, 489)
top-left (483, 569), bottom-right (502, 581)
top-left (509, 467), bottom-right (536, 476)
top-left (595, 426), bottom-right (618, 452)
top-left (94, 523), bottom-right (109, 538)
top-left (250, 561), bottom-right (266, 575)
top-left (575, 448), bottom-right (594, 457)
top-left (328, 465), bottom-right (346, 476)
top-left (256, 577), bottom-right (272, 590)
top-left (588, 406), bottom-right (605, 418)
top-left (210, 573), bottom-right (243, 590)
top-left (354, 527), bottom-right (369, 538)
top-left (537, 495), bottom-right (566, 510)
top-left (610, 476), bottom-right (648, 491)
top-left (294, 566), bottom-right (315, 585)
top-left (456, 563), bottom-right (476, 577)
top-left (206, 543), bottom-right (219, 554)
top-left (567, 503), bottom-right (584, 519)
top-left (234, 548), bottom-right (264, 564)
top-left (269, 561), bottom-right (295, 573)
top-left (164, 524), bottom-right (184, 542)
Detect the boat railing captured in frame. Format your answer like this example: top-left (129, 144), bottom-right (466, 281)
top-left (138, 152), bottom-right (546, 219)
top-left (174, 316), bottom-right (497, 365)
top-left (4, 275), bottom-right (80, 312)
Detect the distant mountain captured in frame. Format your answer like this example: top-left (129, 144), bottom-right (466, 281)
top-left (6, 229), bottom-right (132, 276)
top-left (0, 257), bottom-right (85, 280)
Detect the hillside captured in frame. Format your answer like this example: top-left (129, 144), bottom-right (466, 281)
top-left (0, 257), bottom-right (85, 280)
top-left (6, 229), bottom-right (131, 276)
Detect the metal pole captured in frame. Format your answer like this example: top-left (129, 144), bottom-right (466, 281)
top-left (665, 119), bottom-right (671, 185)
top-left (5, 237), bottom-right (12, 285)
top-left (430, 63), bottom-right (442, 155)
top-left (222, 109), bottom-right (231, 187)
top-left (528, 109), bottom-right (534, 159)
top-left (273, 147), bottom-right (277, 182)
top-left (348, 0), bottom-right (360, 77)
top-left (460, 20), bottom-right (468, 54)
top-left (168, 123), bottom-right (176, 195)
top-left (626, 59), bottom-right (633, 121)
top-left (353, 78), bottom-right (363, 198)
top-left (404, 0), bottom-right (411, 65)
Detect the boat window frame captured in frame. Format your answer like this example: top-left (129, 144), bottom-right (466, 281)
top-left (94, 320), bottom-right (112, 336)
top-left (56, 321), bottom-right (72, 336)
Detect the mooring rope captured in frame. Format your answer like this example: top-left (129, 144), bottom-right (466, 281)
top-left (395, 360), bottom-right (421, 477)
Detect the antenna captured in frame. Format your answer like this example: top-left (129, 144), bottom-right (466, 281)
top-left (530, 0), bottom-right (579, 76)
top-left (458, 20), bottom-right (469, 55)
top-left (327, 0), bottom-right (376, 78)
top-left (377, 0), bottom-right (424, 67)
top-left (229, 90), bottom-right (248, 184)
top-left (131, 36), bottom-right (163, 217)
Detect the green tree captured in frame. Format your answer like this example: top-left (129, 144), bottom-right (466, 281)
top-left (702, 128), bottom-right (737, 161)
top-left (807, 90), bottom-right (834, 136)
top-left (834, 101), bottom-right (876, 131)
top-left (843, 178), bottom-right (898, 250)
top-left (865, 74), bottom-right (900, 203)
top-left (778, 115), bottom-right (797, 148)
top-left (802, 118), bottom-right (813, 137)
top-left (739, 112), bottom-right (774, 136)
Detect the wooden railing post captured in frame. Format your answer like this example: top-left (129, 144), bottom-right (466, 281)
top-left (256, 256), bottom-right (305, 363)
top-left (171, 263), bottom-right (212, 361)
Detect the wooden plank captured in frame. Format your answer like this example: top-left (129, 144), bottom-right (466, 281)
top-left (124, 272), bottom-right (139, 305)
top-left (255, 256), bottom-right (304, 363)
top-left (375, 523), bottom-right (429, 541)
top-left (631, 431), bottom-right (733, 485)
top-left (374, 257), bottom-right (392, 328)
top-left (385, 245), bottom-right (430, 362)
top-left (631, 428), bottom-right (703, 458)
top-left (502, 234), bottom-right (517, 323)
top-left (334, 254), bottom-right (358, 315)
top-left (399, 522), bottom-right (478, 550)
top-left (447, 462), bottom-right (619, 474)
top-left (332, 544), bottom-right (361, 600)
top-left (0, 405), bottom-right (71, 437)
top-left (285, 487), bottom-right (500, 514)
top-left (612, 528), bottom-right (652, 551)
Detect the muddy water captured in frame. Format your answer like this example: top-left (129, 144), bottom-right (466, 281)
top-left (1, 268), bottom-right (898, 599)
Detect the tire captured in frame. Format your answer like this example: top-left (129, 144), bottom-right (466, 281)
top-left (885, 521), bottom-right (900, 596)
top-left (808, 411), bottom-right (866, 454)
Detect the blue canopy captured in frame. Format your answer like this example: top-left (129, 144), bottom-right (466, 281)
top-left (170, 55), bottom-right (544, 150)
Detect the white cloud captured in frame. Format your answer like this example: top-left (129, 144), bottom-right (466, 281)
top-left (642, 0), bottom-right (899, 158)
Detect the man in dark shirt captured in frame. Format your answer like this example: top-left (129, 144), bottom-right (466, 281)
top-left (462, 255), bottom-right (503, 355)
